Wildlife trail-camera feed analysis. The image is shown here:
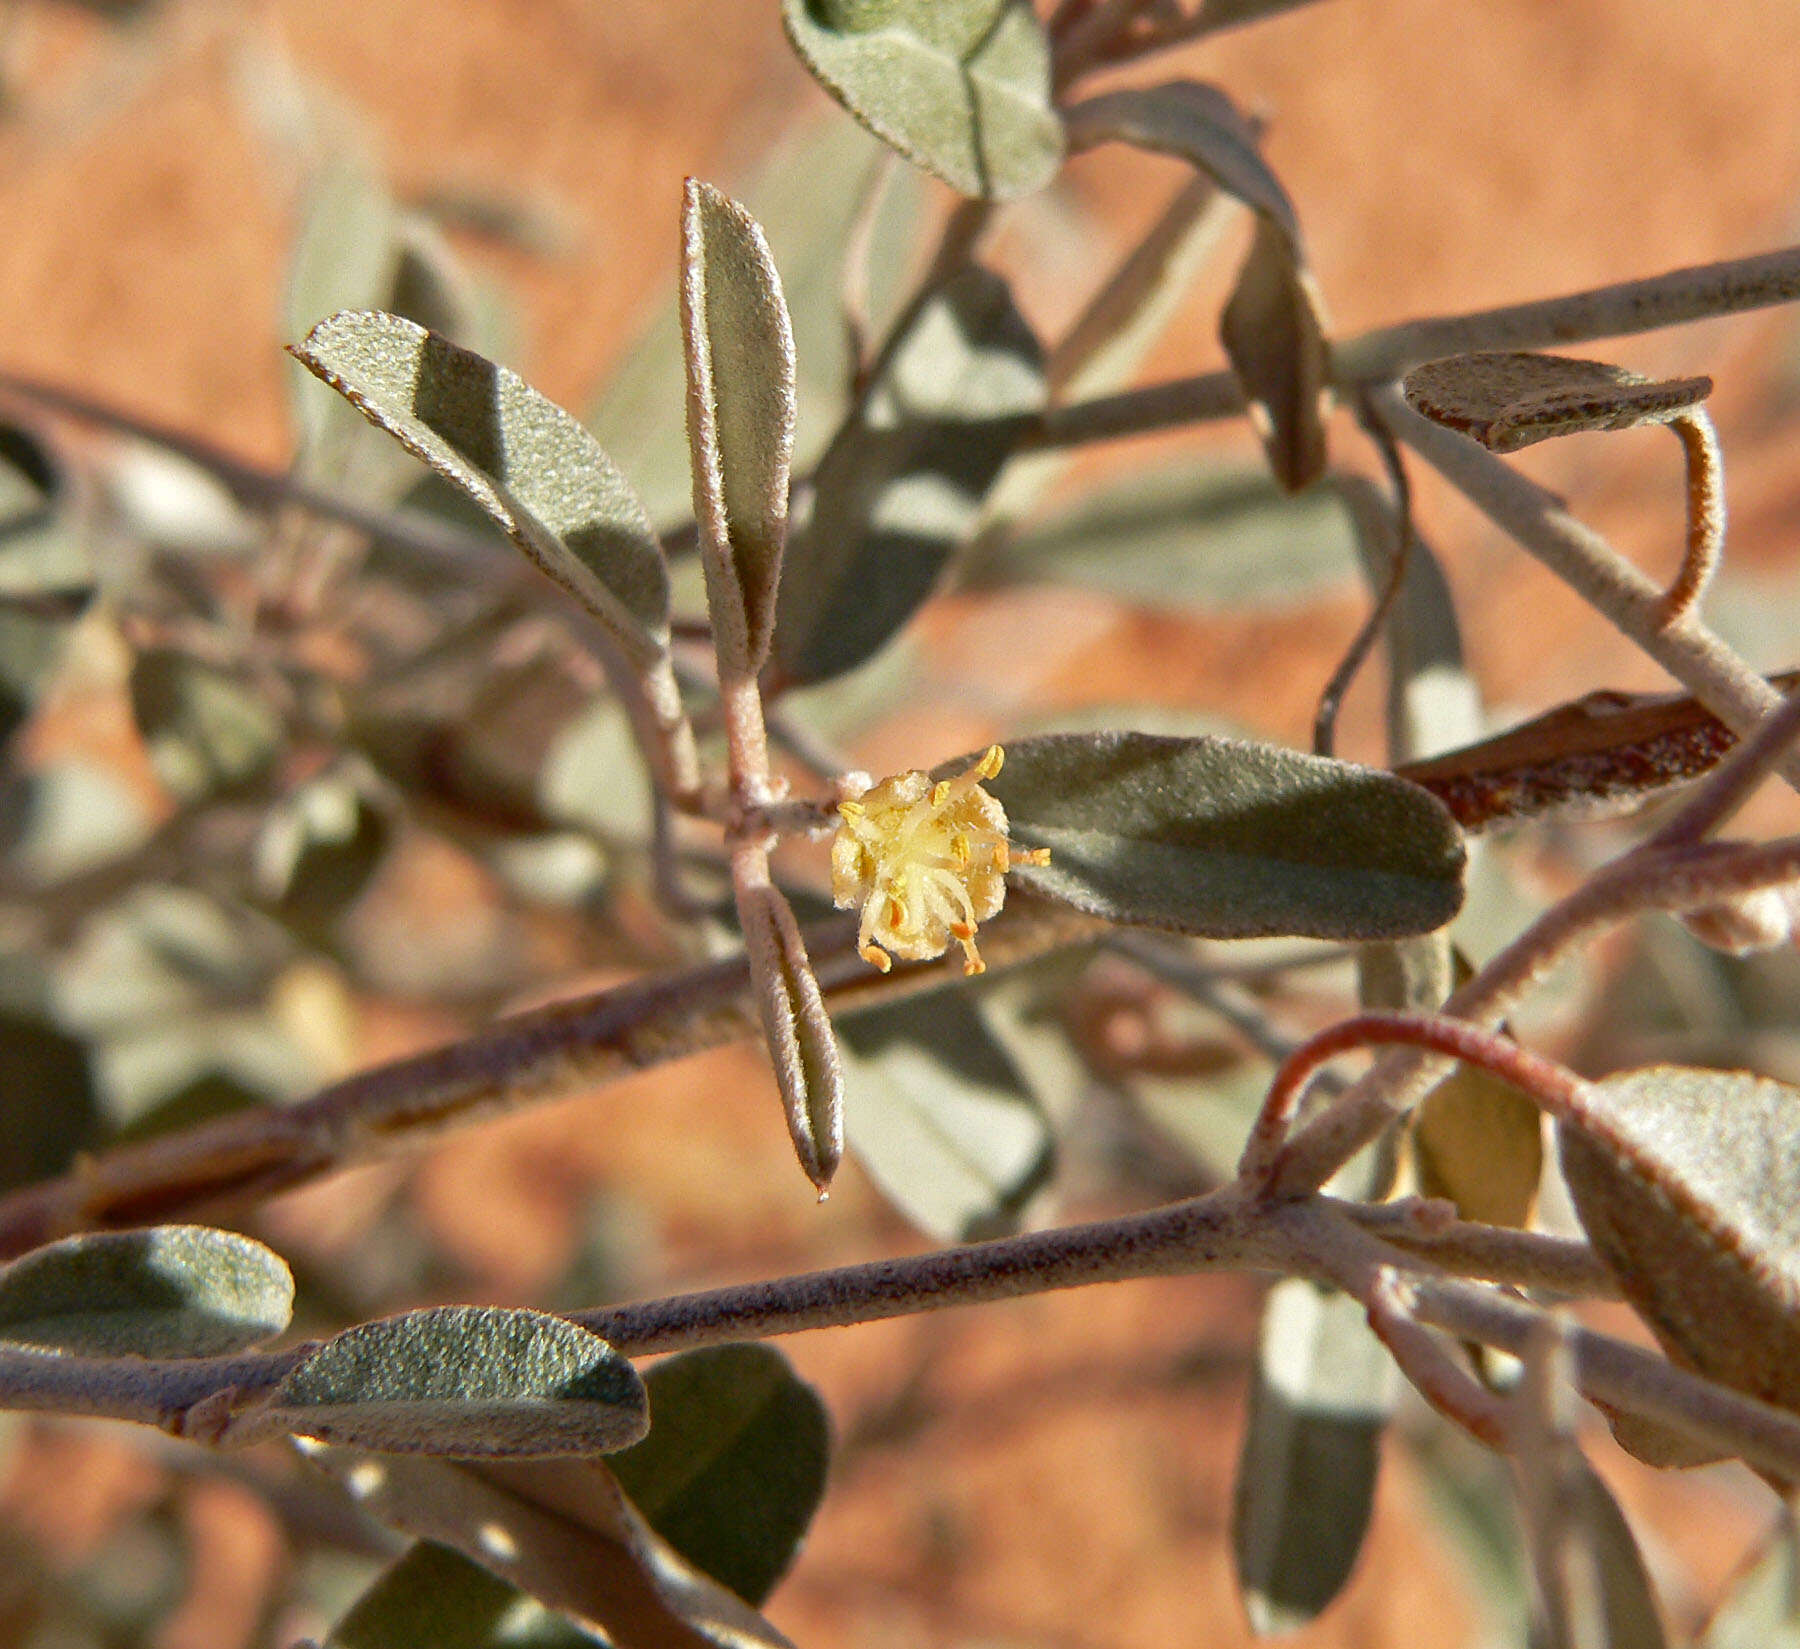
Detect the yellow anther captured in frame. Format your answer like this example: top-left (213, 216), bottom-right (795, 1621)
top-left (859, 943), bottom-right (893, 972)
top-left (931, 780), bottom-right (951, 807)
top-left (951, 833), bottom-right (972, 866)
top-left (837, 799), bottom-right (865, 819)
top-left (976, 744), bottom-right (1004, 781)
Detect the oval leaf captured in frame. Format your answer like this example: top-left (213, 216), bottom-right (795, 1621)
top-left (1063, 81), bottom-right (1299, 246)
top-left (1233, 1279), bottom-right (1396, 1633)
top-left (680, 181), bottom-right (797, 677)
top-left (840, 988), bottom-right (1053, 1241)
top-left (129, 648), bottom-right (282, 801)
top-left (1560, 1068), bottom-right (1800, 1435)
top-left (272, 1306), bottom-right (647, 1457)
top-left (775, 265), bottom-right (1045, 684)
top-left (1402, 352), bottom-right (1712, 454)
top-left (780, 0), bottom-right (1063, 200)
top-left (982, 731), bottom-right (1465, 941)
top-left (290, 311), bottom-right (670, 661)
top-left (0, 1226), bottom-right (293, 1357)
top-left (608, 1344), bottom-right (829, 1606)
top-left (304, 1445), bottom-right (793, 1648)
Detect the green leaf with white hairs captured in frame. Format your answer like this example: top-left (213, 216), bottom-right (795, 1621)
top-left (680, 181), bottom-right (796, 676)
top-left (270, 1306), bottom-right (647, 1457)
top-left (303, 1444), bottom-right (794, 1648)
top-left (290, 311), bottom-right (670, 663)
top-left (1559, 1066), bottom-right (1800, 1462)
top-left (776, 265), bottom-right (1045, 684)
top-left (781, 0), bottom-right (1062, 200)
top-left (608, 1344), bottom-right (829, 1605)
top-left (985, 731), bottom-right (1465, 942)
top-left (0, 1226), bottom-right (293, 1358)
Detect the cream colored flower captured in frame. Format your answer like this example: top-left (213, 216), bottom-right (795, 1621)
top-left (831, 744), bottom-right (1049, 976)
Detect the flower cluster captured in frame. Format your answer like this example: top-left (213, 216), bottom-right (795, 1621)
top-left (830, 744), bottom-right (1049, 976)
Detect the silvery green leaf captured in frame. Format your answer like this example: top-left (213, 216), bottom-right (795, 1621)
top-left (776, 266), bottom-right (1045, 684)
top-left (985, 731), bottom-right (1465, 941)
top-left (840, 988), bottom-right (1053, 1241)
top-left (1559, 1067), bottom-right (1800, 1439)
top-left (608, 1344), bottom-right (829, 1606)
top-left (254, 762), bottom-right (393, 938)
top-left (128, 648), bottom-right (282, 801)
top-left (738, 882), bottom-right (844, 1193)
top-left (329, 1542), bottom-right (603, 1648)
top-left (0, 1226), bottom-right (293, 1358)
top-left (1063, 81), bottom-right (1298, 246)
top-left (1221, 215), bottom-right (1332, 491)
top-left (591, 119), bottom-right (928, 529)
top-left (971, 460), bottom-right (1359, 611)
top-left (780, 0), bottom-right (1062, 200)
top-left (291, 311), bottom-right (669, 662)
top-left (680, 181), bottom-right (796, 676)
top-left (1232, 1279), bottom-right (1396, 1634)
top-left (303, 1444), bottom-right (793, 1648)
top-left (273, 1308), bottom-right (644, 1458)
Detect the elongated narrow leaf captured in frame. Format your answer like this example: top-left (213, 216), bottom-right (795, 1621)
top-left (1222, 215), bottom-right (1331, 491)
top-left (0, 1008), bottom-right (102, 1193)
top-left (680, 181), bottom-right (796, 676)
top-left (291, 311), bottom-right (670, 661)
top-left (609, 1345), bottom-right (829, 1606)
top-left (0, 1226), bottom-right (293, 1358)
top-left (780, 0), bottom-right (1062, 200)
top-left (981, 731), bottom-right (1464, 941)
top-left (302, 1443), bottom-right (793, 1648)
top-left (1063, 81), bottom-right (1298, 246)
top-left (1402, 352), bottom-right (1711, 454)
top-left (330, 1541), bottom-right (603, 1648)
top-left (840, 988), bottom-right (1053, 1241)
top-left (1559, 1068), bottom-right (1800, 1437)
top-left (270, 1306), bottom-right (647, 1457)
top-left (775, 266), bottom-right (1045, 684)
top-left (738, 882), bottom-right (845, 1192)
top-left (1233, 1279), bottom-right (1396, 1633)
top-left (972, 460), bottom-right (1360, 611)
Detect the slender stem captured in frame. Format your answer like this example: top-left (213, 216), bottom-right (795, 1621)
top-left (1365, 1267), bottom-right (1513, 1448)
top-left (1411, 1276), bottom-right (1800, 1486)
top-left (1647, 676), bottom-right (1800, 848)
top-left (1343, 1203), bottom-right (1617, 1297)
top-left (1035, 243), bottom-right (1800, 450)
top-left (1239, 1011), bottom-right (1593, 1185)
top-left (0, 896), bottom-right (1105, 1259)
top-left (1659, 409), bottom-right (1726, 629)
top-left (1386, 390), bottom-right (1798, 783)
top-left (1273, 832), bottom-right (1800, 1193)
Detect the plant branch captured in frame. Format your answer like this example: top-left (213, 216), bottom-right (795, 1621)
top-left (0, 896), bottom-right (1105, 1260)
top-left (1033, 243), bottom-right (1800, 449)
top-left (1344, 1202), bottom-right (1618, 1297)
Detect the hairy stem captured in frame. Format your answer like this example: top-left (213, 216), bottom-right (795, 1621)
top-left (1659, 410), bottom-right (1726, 628)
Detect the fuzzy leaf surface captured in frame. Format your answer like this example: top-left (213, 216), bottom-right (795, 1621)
top-left (291, 311), bottom-right (669, 660)
top-left (608, 1344), bottom-right (829, 1606)
top-left (680, 181), bottom-right (796, 675)
top-left (780, 0), bottom-right (1062, 200)
top-left (984, 731), bottom-right (1465, 941)
top-left (1559, 1067), bottom-right (1800, 1429)
top-left (0, 1226), bottom-right (293, 1358)
top-left (775, 265), bottom-right (1044, 683)
top-left (272, 1306), bottom-right (647, 1457)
